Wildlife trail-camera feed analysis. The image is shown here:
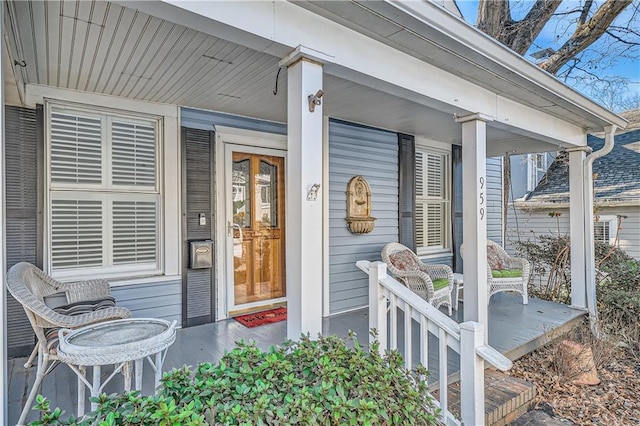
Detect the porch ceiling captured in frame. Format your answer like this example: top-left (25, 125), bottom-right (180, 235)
top-left (5, 0), bottom-right (558, 155)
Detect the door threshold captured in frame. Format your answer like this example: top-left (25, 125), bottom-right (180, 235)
top-left (229, 301), bottom-right (287, 317)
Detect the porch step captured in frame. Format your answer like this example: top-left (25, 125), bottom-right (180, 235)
top-left (438, 369), bottom-right (537, 425)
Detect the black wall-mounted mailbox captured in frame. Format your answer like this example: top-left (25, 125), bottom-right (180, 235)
top-left (190, 240), bottom-right (213, 269)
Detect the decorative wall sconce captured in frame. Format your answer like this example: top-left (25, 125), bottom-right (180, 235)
top-left (346, 176), bottom-right (376, 234)
top-left (307, 183), bottom-right (321, 201)
top-left (308, 89), bottom-right (324, 112)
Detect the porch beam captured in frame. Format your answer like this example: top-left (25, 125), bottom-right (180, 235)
top-left (129, 0), bottom-right (590, 146)
top-left (457, 113), bottom-right (491, 337)
top-left (567, 146), bottom-right (589, 309)
top-left (280, 46), bottom-right (327, 340)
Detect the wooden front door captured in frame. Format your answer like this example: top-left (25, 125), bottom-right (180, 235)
top-left (228, 151), bottom-right (286, 310)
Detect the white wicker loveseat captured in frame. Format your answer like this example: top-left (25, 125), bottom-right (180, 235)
top-left (7, 262), bottom-right (131, 425)
top-left (461, 240), bottom-right (530, 305)
top-left (381, 242), bottom-right (455, 315)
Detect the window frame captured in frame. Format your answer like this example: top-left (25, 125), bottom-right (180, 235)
top-left (414, 143), bottom-right (451, 256)
top-left (45, 101), bottom-right (164, 280)
top-left (594, 215), bottom-right (618, 245)
top-left (527, 153), bottom-right (548, 192)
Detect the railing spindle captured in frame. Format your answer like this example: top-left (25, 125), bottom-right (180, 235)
top-left (389, 294), bottom-right (398, 350)
top-left (439, 328), bottom-right (448, 419)
top-left (404, 303), bottom-right (412, 370)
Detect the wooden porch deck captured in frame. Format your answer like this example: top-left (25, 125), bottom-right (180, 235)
top-left (9, 293), bottom-right (585, 425)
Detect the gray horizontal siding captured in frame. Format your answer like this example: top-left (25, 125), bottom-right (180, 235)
top-left (181, 107), bottom-right (286, 134)
top-left (486, 157), bottom-right (503, 245)
top-left (506, 205), bottom-right (640, 260)
top-left (111, 280), bottom-right (182, 323)
top-left (329, 120), bottom-right (398, 314)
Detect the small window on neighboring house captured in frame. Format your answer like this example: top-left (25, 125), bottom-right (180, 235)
top-left (47, 104), bottom-right (162, 279)
top-left (594, 215), bottom-right (617, 245)
top-left (415, 148), bottom-right (450, 254)
top-left (527, 153), bottom-right (548, 191)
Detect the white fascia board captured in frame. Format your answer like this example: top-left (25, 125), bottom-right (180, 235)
top-left (383, 0), bottom-right (627, 131)
top-left (125, 1), bottom-right (585, 145)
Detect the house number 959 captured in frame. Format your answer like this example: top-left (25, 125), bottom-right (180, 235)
top-left (479, 176), bottom-right (485, 220)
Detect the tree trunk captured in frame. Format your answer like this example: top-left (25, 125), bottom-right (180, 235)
top-left (477, 0), bottom-right (561, 55)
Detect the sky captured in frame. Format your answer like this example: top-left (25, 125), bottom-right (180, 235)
top-left (454, 0), bottom-right (640, 111)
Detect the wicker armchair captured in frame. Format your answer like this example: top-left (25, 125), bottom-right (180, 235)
top-left (381, 243), bottom-right (455, 315)
top-left (461, 240), bottom-right (530, 304)
top-left (7, 262), bottom-right (131, 426)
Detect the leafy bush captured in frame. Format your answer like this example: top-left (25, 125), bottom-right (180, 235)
top-left (514, 234), bottom-right (640, 355)
top-left (31, 333), bottom-right (439, 425)
top-left (514, 234), bottom-right (640, 303)
top-left (514, 234), bottom-right (572, 303)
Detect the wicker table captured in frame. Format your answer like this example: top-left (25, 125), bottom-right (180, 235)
top-left (57, 318), bottom-right (177, 416)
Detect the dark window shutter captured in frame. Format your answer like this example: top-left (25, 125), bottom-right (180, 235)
top-left (398, 133), bottom-right (415, 251)
top-left (451, 144), bottom-right (463, 272)
top-left (181, 126), bottom-right (215, 327)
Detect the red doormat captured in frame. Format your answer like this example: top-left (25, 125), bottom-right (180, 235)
top-left (234, 307), bottom-right (287, 328)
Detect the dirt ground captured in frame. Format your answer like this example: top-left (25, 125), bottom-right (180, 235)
top-left (509, 343), bottom-right (640, 425)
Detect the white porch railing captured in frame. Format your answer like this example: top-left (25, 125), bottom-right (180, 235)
top-left (356, 261), bottom-right (513, 426)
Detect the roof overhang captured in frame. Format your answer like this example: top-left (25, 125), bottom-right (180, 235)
top-left (7, 0), bottom-right (627, 152)
top-left (297, 0), bottom-right (627, 133)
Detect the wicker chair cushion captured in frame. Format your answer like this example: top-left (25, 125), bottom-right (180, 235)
top-left (487, 245), bottom-right (505, 270)
top-left (491, 269), bottom-right (523, 278)
top-left (44, 296), bottom-right (117, 353)
top-left (388, 250), bottom-right (420, 271)
top-left (432, 278), bottom-right (450, 291)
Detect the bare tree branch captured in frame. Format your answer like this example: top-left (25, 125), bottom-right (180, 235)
top-left (606, 29), bottom-right (640, 45)
top-left (540, 0), bottom-right (633, 74)
top-left (578, 0), bottom-right (594, 26)
top-left (477, 0), bottom-right (562, 55)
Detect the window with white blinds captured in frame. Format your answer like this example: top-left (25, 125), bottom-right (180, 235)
top-left (415, 149), bottom-right (450, 253)
top-left (594, 216), bottom-right (617, 245)
top-left (47, 105), bottom-right (161, 278)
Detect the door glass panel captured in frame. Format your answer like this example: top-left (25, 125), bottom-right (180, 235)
top-left (232, 158), bottom-right (251, 228)
top-left (231, 153), bottom-right (285, 306)
top-left (257, 160), bottom-right (277, 227)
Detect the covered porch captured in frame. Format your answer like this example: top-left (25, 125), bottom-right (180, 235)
top-left (9, 293), bottom-right (585, 425)
top-left (1, 0), bottom-right (626, 424)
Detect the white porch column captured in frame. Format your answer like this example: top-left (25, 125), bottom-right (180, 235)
top-left (567, 147), bottom-right (589, 309)
top-left (456, 113), bottom-right (492, 335)
top-left (280, 46), bottom-right (330, 340)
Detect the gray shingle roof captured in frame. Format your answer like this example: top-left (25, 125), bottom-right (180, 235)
top-left (523, 129), bottom-right (640, 204)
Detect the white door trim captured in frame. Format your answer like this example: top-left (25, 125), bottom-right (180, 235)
top-left (214, 127), bottom-right (286, 320)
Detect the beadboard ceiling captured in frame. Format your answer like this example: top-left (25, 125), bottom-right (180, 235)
top-left (5, 0), bottom-right (558, 153)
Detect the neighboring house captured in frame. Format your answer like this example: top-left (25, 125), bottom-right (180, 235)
top-left (508, 109), bottom-right (640, 202)
top-left (507, 128), bottom-right (640, 262)
top-left (0, 0), bottom-right (627, 422)
top-left (509, 151), bottom-right (556, 200)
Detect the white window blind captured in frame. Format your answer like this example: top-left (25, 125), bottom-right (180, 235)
top-left (50, 112), bottom-right (102, 185)
top-left (48, 105), bottom-right (161, 277)
top-left (415, 148), bottom-right (450, 252)
top-left (113, 200), bottom-right (158, 264)
top-left (51, 199), bottom-right (103, 269)
top-left (594, 216), bottom-right (617, 245)
top-left (112, 120), bottom-right (156, 187)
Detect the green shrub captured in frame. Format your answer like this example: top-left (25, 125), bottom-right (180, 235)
top-left (514, 234), bottom-right (640, 304)
top-left (514, 234), bottom-right (640, 355)
top-left (31, 333), bottom-right (439, 425)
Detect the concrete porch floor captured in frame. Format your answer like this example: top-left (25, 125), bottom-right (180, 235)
top-left (9, 293), bottom-right (585, 425)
